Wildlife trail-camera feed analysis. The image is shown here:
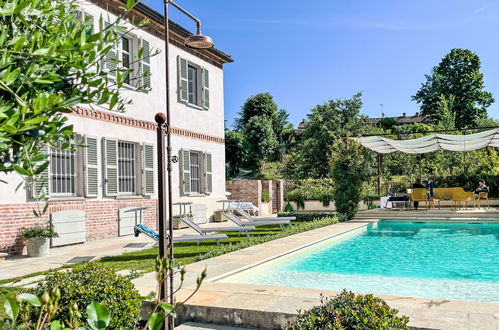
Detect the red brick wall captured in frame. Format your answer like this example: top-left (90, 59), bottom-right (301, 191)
top-left (226, 180), bottom-right (262, 214)
top-left (0, 199), bottom-right (157, 255)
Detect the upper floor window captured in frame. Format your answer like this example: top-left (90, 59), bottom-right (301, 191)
top-left (119, 37), bottom-right (132, 86)
top-left (187, 64), bottom-right (199, 105)
top-left (177, 56), bottom-right (210, 110)
top-left (103, 22), bottom-right (151, 91)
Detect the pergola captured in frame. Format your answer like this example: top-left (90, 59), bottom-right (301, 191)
top-left (352, 128), bottom-right (499, 194)
top-left (353, 128), bottom-right (499, 154)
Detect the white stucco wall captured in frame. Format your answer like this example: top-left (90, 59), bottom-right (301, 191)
top-left (0, 2), bottom-right (228, 220)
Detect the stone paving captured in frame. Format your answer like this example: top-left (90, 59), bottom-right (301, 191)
top-left (129, 219), bottom-right (499, 330)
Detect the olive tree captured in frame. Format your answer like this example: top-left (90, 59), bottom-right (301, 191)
top-left (0, 0), bottom-right (149, 194)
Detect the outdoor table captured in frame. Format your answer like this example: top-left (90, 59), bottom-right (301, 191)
top-left (123, 207), bottom-right (149, 227)
top-left (172, 202), bottom-right (193, 216)
top-left (216, 199), bottom-right (236, 211)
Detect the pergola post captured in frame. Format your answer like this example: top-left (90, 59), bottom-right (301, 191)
top-left (377, 153), bottom-right (382, 196)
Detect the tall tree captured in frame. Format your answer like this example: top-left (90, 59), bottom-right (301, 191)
top-left (234, 93), bottom-right (279, 131)
top-left (0, 0), bottom-right (148, 180)
top-left (331, 140), bottom-right (373, 219)
top-left (225, 131), bottom-right (245, 178)
top-left (412, 48), bottom-right (494, 128)
top-left (234, 92), bottom-right (292, 171)
top-left (288, 93), bottom-right (367, 179)
top-left (242, 116), bottom-right (278, 169)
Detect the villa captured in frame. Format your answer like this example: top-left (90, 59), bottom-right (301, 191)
top-left (0, 0), bottom-right (233, 254)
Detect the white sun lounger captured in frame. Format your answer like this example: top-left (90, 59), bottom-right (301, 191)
top-left (180, 216), bottom-right (255, 240)
top-left (134, 223), bottom-right (228, 246)
top-left (223, 212), bottom-right (291, 232)
top-left (235, 208), bottom-right (296, 222)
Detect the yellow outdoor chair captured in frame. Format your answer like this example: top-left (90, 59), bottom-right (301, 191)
top-left (410, 188), bottom-right (428, 209)
top-left (475, 192), bottom-right (490, 209)
top-left (451, 188), bottom-right (474, 209)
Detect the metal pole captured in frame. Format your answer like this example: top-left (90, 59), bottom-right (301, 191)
top-left (155, 113), bottom-right (168, 301)
top-left (163, 2), bottom-right (175, 329)
top-left (376, 153), bottom-right (382, 196)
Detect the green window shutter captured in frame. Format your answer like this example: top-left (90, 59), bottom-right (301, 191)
top-left (204, 152), bottom-right (212, 194)
top-left (31, 146), bottom-right (50, 199)
top-left (85, 13), bottom-right (94, 34)
top-left (102, 138), bottom-right (118, 196)
top-left (104, 22), bottom-right (117, 75)
top-left (177, 56), bottom-right (188, 103)
top-left (84, 136), bottom-right (98, 198)
top-left (201, 68), bottom-right (210, 110)
top-left (180, 149), bottom-right (190, 195)
top-left (142, 143), bottom-right (154, 195)
top-left (139, 38), bottom-right (151, 90)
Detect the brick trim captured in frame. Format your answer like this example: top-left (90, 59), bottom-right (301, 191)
top-left (70, 107), bottom-right (224, 144)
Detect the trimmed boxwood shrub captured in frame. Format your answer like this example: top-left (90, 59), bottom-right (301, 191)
top-left (278, 211), bottom-right (347, 222)
top-left (34, 263), bottom-right (141, 328)
top-left (287, 290), bottom-right (409, 329)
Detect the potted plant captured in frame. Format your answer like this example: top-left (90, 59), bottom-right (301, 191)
top-left (172, 214), bottom-right (189, 229)
top-left (19, 225), bottom-right (58, 257)
top-left (213, 209), bottom-right (228, 222)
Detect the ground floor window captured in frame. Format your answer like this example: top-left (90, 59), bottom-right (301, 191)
top-left (50, 143), bottom-right (77, 197)
top-left (118, 141), bottom-right (136, 194)
top-left (180, 149), bottom-right (212, 195)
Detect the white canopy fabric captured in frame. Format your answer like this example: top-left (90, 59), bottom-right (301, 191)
top-left (353, 128), bottom-right (499, 154)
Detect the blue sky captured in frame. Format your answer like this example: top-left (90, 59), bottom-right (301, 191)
top-left (146, 0), bottom-right (499, 127)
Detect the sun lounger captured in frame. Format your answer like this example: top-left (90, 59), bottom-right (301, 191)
top-left (235, 208), bottom-right (296, 222)
top-left (134, 223), bottom-right (228, 246)
top-left (223, 212), bottom-right (291, 232)
top-left (180, 217), bottom-right (255, 240)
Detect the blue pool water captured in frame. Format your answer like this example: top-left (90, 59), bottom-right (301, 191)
top-left (228, 221), bottom-right (499, 302)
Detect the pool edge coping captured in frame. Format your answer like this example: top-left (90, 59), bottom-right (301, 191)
top-left (207, 221), bottom-right (373, 283)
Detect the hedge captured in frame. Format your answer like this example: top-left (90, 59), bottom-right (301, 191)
top-left (278, 211), bottom-right (347, 222)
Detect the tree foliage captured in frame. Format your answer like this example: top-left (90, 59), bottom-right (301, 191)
top-left (0, 0), bottom-right (148, 181)
top-left (225, 130), bottom-right (245, 178)
top-left (243, 115), bottom-right (278, 169)
top-left (231, 92), bottom-right (293, 175)
top-left (287, 93), bottom-right (367, 179)
top-left (412, 48), bottom-right (494, 128)
top-left (331, 141), bottom-right (373, 219)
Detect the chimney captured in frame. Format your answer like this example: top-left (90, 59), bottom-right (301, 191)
top-left (415, 112), bottom-right (419, 117)
top-left (402, 112), bottom-right (406, 117)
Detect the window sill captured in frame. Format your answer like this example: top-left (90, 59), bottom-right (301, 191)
top-left (48, 196), bottom-right (85, 202)
top-left (186, 193), bottom-right (210, 197)
top-left (115, 195), bottom-right (149, 200)
top-left (180, 101), bottom-right (207, 111)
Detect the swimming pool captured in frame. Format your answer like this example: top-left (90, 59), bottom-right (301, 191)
top-left (222, 220), bottom-right (499, 302)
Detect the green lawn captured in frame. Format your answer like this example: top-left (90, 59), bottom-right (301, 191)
top-left (96, 218), bottom-right (336, 272)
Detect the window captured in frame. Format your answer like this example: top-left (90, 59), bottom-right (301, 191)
top-left (187, 65), bottom-right (199, 105)
top-left (189, 151), bottom-right (201, 193)
top-left (50, 144), bottom-right (76, 197)
top-left (102, 138), bottom-right (155, 197)
top-left (177, 56), bottom-right (210, 109)
top-left (180, 149), bottom-right (212, 195)
top-left (31, 141), bottom-right (83, 199)
top-left (103, 24), bottom-right (151, 90)
top-left (119, 37), bottom-right (132, 85)
top-left (118, 141), bottom-right (136, 194)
